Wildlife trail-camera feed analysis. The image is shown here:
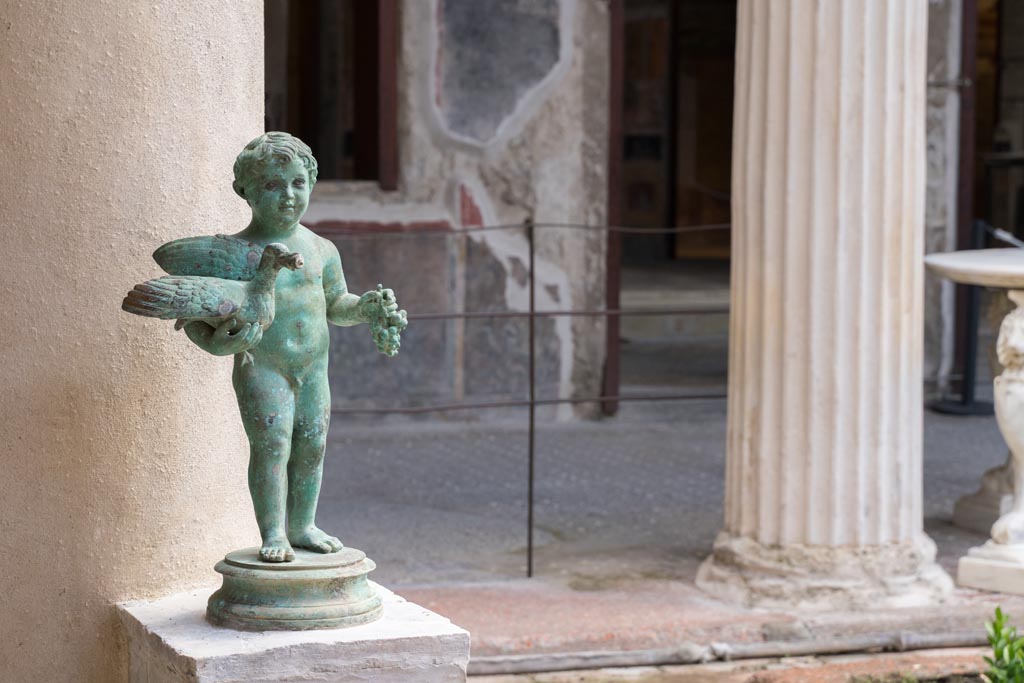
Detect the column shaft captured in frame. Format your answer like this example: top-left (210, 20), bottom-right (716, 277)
top-left (699, 0), bottom-right (952, 609)
top-left (0, 3), bottom-right (263, 681)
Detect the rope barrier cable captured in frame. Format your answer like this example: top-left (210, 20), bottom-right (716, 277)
top-left (331, 392), bottom-right (728, 416)
top-left (406, 307), bottom-right (728, 321)
top-left (318, 221), bottom-right (732, 238)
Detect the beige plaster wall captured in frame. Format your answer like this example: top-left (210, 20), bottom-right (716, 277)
top-left (0, 2), bottom-right (263, 681)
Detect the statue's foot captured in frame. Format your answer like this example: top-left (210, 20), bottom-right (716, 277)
top-left (259, 537), bottom-right (295, 563)
top-left (992, 510), bottom-right (1024, 544)
top-left (289, 526), bottom-right (344, 554)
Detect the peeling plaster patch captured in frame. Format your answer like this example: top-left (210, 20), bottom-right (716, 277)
top-left (433, 0), bottom-right (576, 148)
top-left (439, 0), bottom-right (559, 143)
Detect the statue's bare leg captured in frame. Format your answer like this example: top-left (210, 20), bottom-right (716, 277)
top-left (235, 364), bottom-right (296, 562)
top-left (287, 372), bottom-right (342, 553)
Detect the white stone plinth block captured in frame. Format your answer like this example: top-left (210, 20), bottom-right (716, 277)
top-left (959, 542), bottom-right (1024, 595)
top-left (697, 0), bottom-right (953, 608)
top-left (117, 584), bottom-right (470, 683)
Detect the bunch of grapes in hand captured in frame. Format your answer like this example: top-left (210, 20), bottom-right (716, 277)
top-left (360, 284), bottom-right (407, 357)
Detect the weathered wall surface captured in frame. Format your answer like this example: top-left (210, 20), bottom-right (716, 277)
top-left (0, 3), bottom-right (263, 682)
top-left (309, 0), bottom-right (609, 416)
top-left (923, 0), bottom-right (962, 396)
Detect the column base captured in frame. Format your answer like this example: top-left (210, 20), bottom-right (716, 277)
top-left (696, 532), bottom-right (953, 610)
top-left (958, 540), bottom-right (1024, 595)
top-left (118, 584), bottom-right (470, 683)
top-left (207, 546), bottom-right (382, 631)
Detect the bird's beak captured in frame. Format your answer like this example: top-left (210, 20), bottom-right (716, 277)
top-left (286, 253), bottom-right (304, 270)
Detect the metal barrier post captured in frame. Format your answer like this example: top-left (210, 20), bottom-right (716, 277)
top-left (526, 216), bottom-right (536, 578)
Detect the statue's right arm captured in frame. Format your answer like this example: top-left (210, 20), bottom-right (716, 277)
top-left (182, 319), bottom-right (262, 356)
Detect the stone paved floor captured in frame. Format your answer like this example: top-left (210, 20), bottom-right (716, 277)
top-left (320, 354), bottom-right (1005, 586)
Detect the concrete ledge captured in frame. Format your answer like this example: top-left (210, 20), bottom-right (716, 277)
top-left (117, 583), bottom-right (470, 683)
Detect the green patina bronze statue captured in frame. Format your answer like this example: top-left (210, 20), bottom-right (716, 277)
top-left (124, 132), bottom-right (407, 566)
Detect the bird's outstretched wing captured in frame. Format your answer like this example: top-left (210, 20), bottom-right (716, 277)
top-left (153, 234), bottom-right (262, 281)
top-left (122, 276), bottom-right (246, 322)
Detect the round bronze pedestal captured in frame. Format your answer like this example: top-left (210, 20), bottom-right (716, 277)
top-left (207, 547), bottom-right (383, 631)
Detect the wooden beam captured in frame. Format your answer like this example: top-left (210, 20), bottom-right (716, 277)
top-left (353, 0), bottom-right (399, 190)
top-left (602, 0), bottom-right (624, 416)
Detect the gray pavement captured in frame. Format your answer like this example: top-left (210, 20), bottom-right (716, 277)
top-left (318, 336), bottom-right (1007, 588)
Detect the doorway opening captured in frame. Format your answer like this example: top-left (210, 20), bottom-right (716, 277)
top-left (610, 0), bottom-right (737, 398)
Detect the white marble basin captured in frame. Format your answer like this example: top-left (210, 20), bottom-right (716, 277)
top-left (925, 248), bottom-right (1024, 289)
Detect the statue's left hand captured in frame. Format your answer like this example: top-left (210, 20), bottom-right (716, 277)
top-left (357, 287), bottom-right (393, 320)
top-left (357, 285), bottom-right (408, 356)
top-left (357, 287), bottom-right (404, 325)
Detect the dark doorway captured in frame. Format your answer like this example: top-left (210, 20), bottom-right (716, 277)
top-left (607, 0), bottom-right (736, 401)
top-left (620, 0), bottom-right (735, 264)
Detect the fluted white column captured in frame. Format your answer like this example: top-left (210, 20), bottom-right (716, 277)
top-left (697, 0), bottom-right (953, 609)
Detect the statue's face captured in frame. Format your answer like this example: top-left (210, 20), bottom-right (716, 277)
top-left (247, 157), bottom-right (311, 231)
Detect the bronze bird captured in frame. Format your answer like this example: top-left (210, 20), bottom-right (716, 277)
top-left (122, 242), bottom-right (303, 364)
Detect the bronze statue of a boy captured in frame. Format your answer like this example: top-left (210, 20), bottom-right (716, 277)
top-left (125, 132), bottom-right (406, 563)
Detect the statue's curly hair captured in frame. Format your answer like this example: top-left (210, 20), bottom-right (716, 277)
top-left (232, 132), bottom-right (319, 199)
